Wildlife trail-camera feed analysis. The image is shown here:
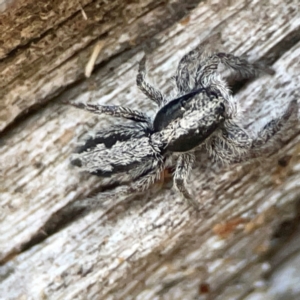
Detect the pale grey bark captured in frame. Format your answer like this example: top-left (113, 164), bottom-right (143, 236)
top-left (0, 0), bottom-right (300, 299)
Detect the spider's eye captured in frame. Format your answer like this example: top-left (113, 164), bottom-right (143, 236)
top-left (216, 102), bottom-right (226, 116)
top-left (209, 91), bottom-right (219, 99)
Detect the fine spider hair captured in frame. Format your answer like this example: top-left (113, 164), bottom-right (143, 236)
top-left (70, 45), bottom-right (298, 208)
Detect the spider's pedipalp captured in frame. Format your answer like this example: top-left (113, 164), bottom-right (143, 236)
top-left (136, 56), bottom-right (164, 106)
top-left (70, 102), bottom-right (151, 124)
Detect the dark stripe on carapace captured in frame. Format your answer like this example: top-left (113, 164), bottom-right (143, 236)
top-left (153, 88), bottom-right (206, 132)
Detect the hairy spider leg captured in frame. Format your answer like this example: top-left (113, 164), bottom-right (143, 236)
top-left (175, 45), bottom-right (208, 93)
top-left (173, 152), bottom-right (199, 208)
top-left (70, 102), bottom-right (150, 124)
top-left (73, 160), bottom-right (165, 209)
top-left (196, 52), bottom-right (272, 85)
top-left (193, 51), bottom-right (274, 117)
top-left (252, 100), bottom-right (298, 148)
top-left (209, 100), bottom-right (298, 164)
top-left (136, 56), bottom-right (165, 107)
top-left (92, 158), bottom-right (165, 205)
top-left (132, 159), bottom-right (165, 191)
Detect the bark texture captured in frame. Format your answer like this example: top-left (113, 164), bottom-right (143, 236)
top-left (0, 0), bottom-right (300, 299)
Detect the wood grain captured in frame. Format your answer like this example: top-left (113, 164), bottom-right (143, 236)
top-left (0, 0), bottom-right (300, 299)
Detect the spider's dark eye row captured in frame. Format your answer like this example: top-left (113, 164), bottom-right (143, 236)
top-left (208, 91), bottom-right (219, 99)
top-left (219, 102), bottom-right (225, 112)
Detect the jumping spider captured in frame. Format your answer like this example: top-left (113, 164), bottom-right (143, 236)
top-left (70, 46), bottom-right (298, 207)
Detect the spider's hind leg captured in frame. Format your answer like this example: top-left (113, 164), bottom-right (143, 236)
top-left (70, 102), bottom-right (150, 124)
top-left (72, 155), bottom-right (165, 209)
top-left (136, 56), bottom-right (164, 107)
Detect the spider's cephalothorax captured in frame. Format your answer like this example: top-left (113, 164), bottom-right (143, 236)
top-left (70, 46), bottom-right (298, 207)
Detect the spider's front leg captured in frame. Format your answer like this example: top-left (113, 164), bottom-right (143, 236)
top-left (173, 152), bottom-right (198, 208)
top-left (136, 56), bottom-right (165, 107)
top-left (211, 100), bottom-right (298, 163)
top-left (194, 51), bottom-right (274, 110)
top-left (196, 52), bottom-right (274, 85)
top-left (175, 46), bottom-right (207, 93)
top-left (252, 100), bottom-right (298, 148)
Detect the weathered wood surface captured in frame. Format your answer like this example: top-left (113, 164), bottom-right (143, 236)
top-left (1, 0), bottom-right (300, 299)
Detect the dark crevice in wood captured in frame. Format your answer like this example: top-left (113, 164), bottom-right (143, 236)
top-left (16, 192), bottom-right (137, 257)
top-left (260, 28), bottom-right (300, 66)
top-left (262, 197), bottom-right (300, 277)
top-left (0, 0), bottom-right (203, 135)
top-left (0, 7), bottom-right (83, 64)
top-left (0, 203), bottom-right (89, 265)
top-left (17, 206), bottom-right (88, 255)
top-left (0, 43), bottom-right (126, 139)
top-left (0, 0), bottom-right (157, 61)
top-left (12, 171), bottom-right (168, 259)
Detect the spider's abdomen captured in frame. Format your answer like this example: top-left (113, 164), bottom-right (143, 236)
top-left (71, 134), bottom-right (163, 181)
top-left (73, 124), bottom-right (150, 154)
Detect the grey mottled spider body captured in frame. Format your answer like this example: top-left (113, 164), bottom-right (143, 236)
top-left (70, 45), bottom-right (298, 207)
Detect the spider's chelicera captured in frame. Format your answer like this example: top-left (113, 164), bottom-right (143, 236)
top-left (70, 46), bottom-right (298, 207)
